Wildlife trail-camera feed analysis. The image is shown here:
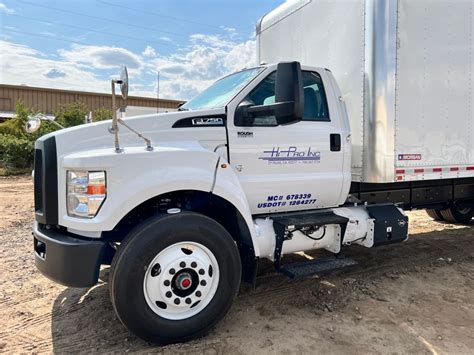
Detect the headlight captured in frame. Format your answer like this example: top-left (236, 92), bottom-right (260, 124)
top-left (67, 170), bottom-right (106, 218)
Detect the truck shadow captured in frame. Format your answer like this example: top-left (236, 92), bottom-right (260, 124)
top-left (50, 225), bottom-right (474, 352)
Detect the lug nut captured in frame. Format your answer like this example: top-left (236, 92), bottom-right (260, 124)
top-left (165, 291), bottom-right (172, 298)
top-left (185, 298), bottom-right (192, 304)
top-left (180, 261), bottom-right (186, 268)
top-left (200, 280), bottom-right (207, 286)
top-left (198, 269), bottom-right (205, 275)
top-left (164, 280), bottom-right (170, 287)
top-left (169, 268), bottom-right (176, 275)
top-left (195, 291), bottom-right (202, 297)
top-left (174, 298), bottom-right (180, 305)
top-left (191, 262), bottom-right (197, 268)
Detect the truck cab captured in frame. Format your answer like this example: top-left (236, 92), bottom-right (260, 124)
top-left (32, 62), bottom-right (406, 344)
top-left (225, 64), bottom-right (351, 214)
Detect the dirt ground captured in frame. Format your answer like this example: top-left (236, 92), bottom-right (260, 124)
top-left (0, 175), bottom-right (473, 354)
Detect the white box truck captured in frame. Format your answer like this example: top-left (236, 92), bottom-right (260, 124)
top-left (31, 0), bottom-right (474, 344)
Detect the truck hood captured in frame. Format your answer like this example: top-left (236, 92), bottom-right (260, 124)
top-left (42, 107), bottom-right (227, 159)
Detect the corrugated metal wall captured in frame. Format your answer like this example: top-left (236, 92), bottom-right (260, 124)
top-left (0, 84), bottom-right (183, 114)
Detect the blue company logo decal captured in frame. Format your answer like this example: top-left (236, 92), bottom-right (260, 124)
top-left (259, 146), bottom-right (321, 164)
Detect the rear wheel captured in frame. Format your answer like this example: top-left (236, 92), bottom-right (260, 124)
top-left (109, 212), bottom-right (241, 344)
top-left (440, 206), bottom-right (473, 224)
top-left (426, 209), bottom-right (444, 221)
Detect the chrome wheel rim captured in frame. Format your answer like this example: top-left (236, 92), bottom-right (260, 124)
top-left (143, 241), bottom-right (220, 320)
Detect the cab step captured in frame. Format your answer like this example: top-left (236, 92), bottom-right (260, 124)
top-left (279, 257), bottom-right (358, 279)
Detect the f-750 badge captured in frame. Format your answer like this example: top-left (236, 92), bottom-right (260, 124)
top-left (191, 118), bottom-right (223, 125)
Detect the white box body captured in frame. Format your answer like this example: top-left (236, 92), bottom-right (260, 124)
top-left (257, 0), bottom-right (474, 183)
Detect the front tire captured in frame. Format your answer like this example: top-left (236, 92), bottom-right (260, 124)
top-left (109, 212), bottom-right (241, 344)
top-left (440, 206), bottom-right (473, 224)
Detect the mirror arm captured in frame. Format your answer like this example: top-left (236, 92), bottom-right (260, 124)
top-left (47, 118), bottom-right (65, 129)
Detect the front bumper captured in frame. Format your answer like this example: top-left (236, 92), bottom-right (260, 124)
top-left (33, 222), bottom-right (107, 288)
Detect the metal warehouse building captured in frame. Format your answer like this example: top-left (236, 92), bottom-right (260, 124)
top-left (0, 84), bottom-right (184, 121)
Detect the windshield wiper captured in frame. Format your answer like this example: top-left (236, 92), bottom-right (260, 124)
top-left (177, 107), bottom-right (189, 111)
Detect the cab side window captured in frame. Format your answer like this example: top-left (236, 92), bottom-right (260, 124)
top-left (302, 72), bottom-right (330, 121)
top-left (244, 72), bottom-right (278, 126)
top-left (241, 71), bottom-right (330, 126)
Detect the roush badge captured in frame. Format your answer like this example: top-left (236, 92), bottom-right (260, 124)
top-left (237, 131), bottom-right (253, 138)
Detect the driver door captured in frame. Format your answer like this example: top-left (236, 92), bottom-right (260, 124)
top-left (227, 69), bottom-right (346, 215)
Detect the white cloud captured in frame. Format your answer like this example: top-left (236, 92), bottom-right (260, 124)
top-left (0, 41), bottom-right (110, 93)
top-left (0, 3), bottom-right (14, 14)
top-left (142, 45), bottom-right (156, 58)
top-left (44, 68), bottom-right (66, 79)
top-left (0, 32), bottom-right (257, 101)
top-left (58, 45), bottom-right (143, 70)
top-left (151, 34), bottom-right (257, 99)
top-left (220, 26), bottom-right (239, 39)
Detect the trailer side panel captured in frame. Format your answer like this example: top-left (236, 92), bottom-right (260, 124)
top-left (395, 0), bottom-right (474, 181)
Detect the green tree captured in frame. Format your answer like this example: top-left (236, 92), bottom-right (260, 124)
top-left (0, 101), bottom-right (111, 174)
top-left (0, 100), bottom-right (31, 138)
top-left (94, 107), bottom-right (113, 122)
top-left (55, 101), bottom-right (89, 127)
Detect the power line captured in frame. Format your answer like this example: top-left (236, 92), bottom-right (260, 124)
top-left (97, 0), bottom-right (225, 30)
top-left (2, 28), bottom-right (117, 48)
top-left (8, 13), bottom-right (178, 49)
top-left (16, 0), bottom-right (192, 39)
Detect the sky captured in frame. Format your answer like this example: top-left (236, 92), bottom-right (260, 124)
top-left (0, 0), bottom-right (285, 101)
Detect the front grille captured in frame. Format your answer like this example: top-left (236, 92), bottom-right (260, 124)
top-left (34, 136), bottom-right (58, 225)
top-left (34, 149), bottom-right (43, 215)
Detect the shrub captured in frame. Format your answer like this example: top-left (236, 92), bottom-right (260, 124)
top-left (94, 107), bottom-right (113, 122)
top-left (55, 101), bottom-right (89, 127)
top-left (0, 101), bottom-right (31, 138)
top-left (0, 101), bottom-right (114, 174)
top-left (0, 134), bottom-right (34, 168)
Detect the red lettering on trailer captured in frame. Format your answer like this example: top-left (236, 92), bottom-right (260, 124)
top-left (450, 167), bottom-right (459, 171)
top-left (432, 168), bottom-right (442, 172)
top-left (398, 154), bottom-right (422, 160)
top-left (396, 169), bottom-right (405, 174)
top-left (414, 168), bottom-right (424, 173)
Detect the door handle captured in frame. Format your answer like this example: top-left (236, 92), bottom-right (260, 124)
top-left (330, 134), bottom-right (341, 152)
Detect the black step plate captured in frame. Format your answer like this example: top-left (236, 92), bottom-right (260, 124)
top-left (280, 257), bottom-right (358, 278)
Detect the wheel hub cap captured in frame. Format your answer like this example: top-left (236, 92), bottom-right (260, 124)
top-left (143, 242), bottom-right (220, 320)
top-left (178, 274), bottom-right (191, 290)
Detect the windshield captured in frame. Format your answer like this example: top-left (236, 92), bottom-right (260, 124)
top-left (181, 67), bottom-right (263, 110)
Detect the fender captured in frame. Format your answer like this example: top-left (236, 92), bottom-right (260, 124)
top-left (212, 159), bottom-right (261, 257)
top-left (59, 145), bottom-right (220, 232)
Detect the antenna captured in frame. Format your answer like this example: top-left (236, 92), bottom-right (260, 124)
top-left (157, 70), bottom-right (160, 113)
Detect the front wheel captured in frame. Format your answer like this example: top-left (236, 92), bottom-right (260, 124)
top-left (109, 212), bottom-right (241, 344)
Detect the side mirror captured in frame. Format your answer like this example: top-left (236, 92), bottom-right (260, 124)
top-left (24, 113), bottom-right (64, 134)
top-left (235, 61), bottom-right (303, 126)
top-left (274, 61), bottom-right (304, 124)
top-left (119, 65), bottom-right (129, 100)
top-left (25, 115), bottom-right (41, 133)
